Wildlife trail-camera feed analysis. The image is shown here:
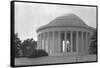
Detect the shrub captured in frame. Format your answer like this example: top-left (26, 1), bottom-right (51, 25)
top-left (28, 49), bottom-right (48, 58)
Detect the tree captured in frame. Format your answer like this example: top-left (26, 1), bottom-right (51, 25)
top-left (14, 33), bottom-right (22, 57)
top-left (89, 30), bottom-right (97, 54)
top-left (21, 38), bottom-right (37, 57)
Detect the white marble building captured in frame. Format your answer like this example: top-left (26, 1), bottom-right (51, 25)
top-left (36, 13), bottom-right (95, 56)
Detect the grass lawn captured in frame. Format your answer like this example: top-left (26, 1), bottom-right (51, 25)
top-left (15, 55), bottom-right (97, 66)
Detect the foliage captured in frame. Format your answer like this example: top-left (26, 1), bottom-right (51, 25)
top-left (89, 31), bottom-right (97, 54)
top-left (21, 38), bottom-right (37, 57)
top-left (28, 49), bottom-right (48, 58)
top-left (14, 33), bottom-right (48, 58)
top-left (14, 33), bottom-right (22, 58)
top-left (14, 33), bottom-right (37, 58)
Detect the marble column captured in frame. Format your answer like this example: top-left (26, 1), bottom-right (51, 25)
top-left (37, 34), bottom-right (39, 49)
top-left (49, 32), bottom-right (52, 55)
top-left (71, 31), bottom-right (73, 52)
top-left (84, 32), bottom-right (87, 54)
top-left (45, 32), bottom-right (47, 52)
top-left (52, 31), bottom-right (55, 53)
top-left (76, 31), bottom-right (79, 53)
top-left (43, 33), bottom-right (45, 50)
top-left (42, 33), bottom-right (44, 49)
top-left (41, 33), bottom-right (43, 49)
top-left (85, 32), bottom-right (87, 54)
top-left (39, 34), bottom-right (42, 49)
top-left (83, 32), bottom-right (85, 53)
top-left (44, 32), bottom-right (46, 51)
top-left (81, 31), bottom-right (83, 53)
top-left (47, 32), bottom-right (49, 52)
top-left (58, 31), bottom-right (61, 53)
top-left (87, 32), bottom-right (90, 54)
top-left (64, 31), bottom-right (67, 52)
top-left (39, 34), bottom-right (41, 49)
top-left (85, 32), bottom-right (88, 54)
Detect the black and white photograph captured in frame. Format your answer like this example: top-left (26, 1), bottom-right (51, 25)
top-left (11, 1), bottom-right (97, 67)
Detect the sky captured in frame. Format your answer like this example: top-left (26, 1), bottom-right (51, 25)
top-left (15, 2), bottom-right (96, 41)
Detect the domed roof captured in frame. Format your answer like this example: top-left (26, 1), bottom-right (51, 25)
top-left (37, 13), bottom-right (94, 32)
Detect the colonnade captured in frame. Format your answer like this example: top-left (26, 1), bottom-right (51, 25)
top-left (37, 30), bottom-right (90, 55)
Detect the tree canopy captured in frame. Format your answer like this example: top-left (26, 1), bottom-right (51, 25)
top-left (14, 33), bottom-right (37, 57)
top-left (14, 33), bottom-right (22, 57)
top-left (21, 38), bottom-right (37, 56)
top-left (89, 30), bottom-right (97, 54)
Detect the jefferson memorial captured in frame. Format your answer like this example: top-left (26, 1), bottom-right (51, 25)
top-left (36, 13), bottom-right (95, 56)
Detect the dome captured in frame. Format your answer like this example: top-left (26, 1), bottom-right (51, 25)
top-left (37, 13), bottom-right (94, 32)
